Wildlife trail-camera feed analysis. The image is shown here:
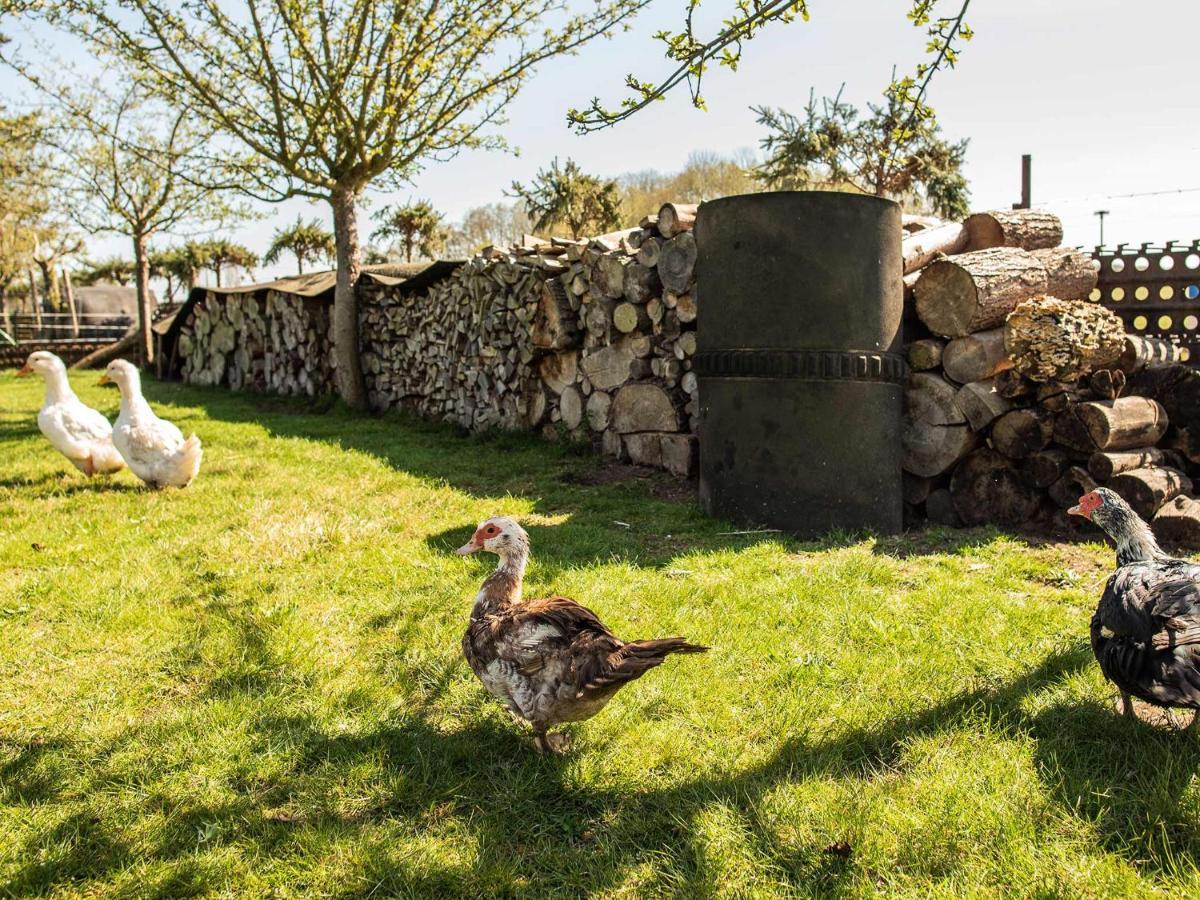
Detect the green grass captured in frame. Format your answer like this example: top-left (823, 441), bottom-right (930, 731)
top-left (3, 370), bottom-right (1200, 897)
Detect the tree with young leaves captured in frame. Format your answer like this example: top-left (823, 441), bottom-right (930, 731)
top-left (76, 256), bottom-right (135, 286)
top-left (37, 0), bottom-right (650, 409)
top-left (509, 158), bottom-right (623, 240)
top-left (570, 0), bottom-right (972, 137)
top-left (195, 238), bottom-right (257, 288)
top-left (371, 202), bottom-right (447, 264)
top-left (753, 85), bottom-right (969, 218)
top-left (150, 242), bottom-right (205, 301)
top-left (0, 106), bottom-right (45, 324)
top-left (58, 90), bottom-right (247, 363)
top-left (263, 217), bottom-right (335, 275)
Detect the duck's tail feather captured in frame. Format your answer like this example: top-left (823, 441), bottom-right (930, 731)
top-left (171, 433), bottom-right (203, 486)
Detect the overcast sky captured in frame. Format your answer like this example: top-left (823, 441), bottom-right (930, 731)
top-left (4, 0), bottom-right (1198, 283)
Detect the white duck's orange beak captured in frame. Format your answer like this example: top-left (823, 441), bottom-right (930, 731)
top-left (97, 372), bottom-right (112, 385)
top-left (456, 540), bottom-right (481, 556)
top-left (16, 363), bottom-right (32, 376)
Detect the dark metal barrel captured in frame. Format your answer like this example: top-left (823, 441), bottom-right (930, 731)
top-left (694, 192), bottom-right (905, 536)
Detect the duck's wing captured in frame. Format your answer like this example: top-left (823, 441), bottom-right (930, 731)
top-left (120, 416), bottom-right (184, 470)
top-left (39, 403), bottom-right (112, 458)
top-left (1145, 569), bottom-right (1200, 650)
top-left (493, 596), bottom-right (619, 670)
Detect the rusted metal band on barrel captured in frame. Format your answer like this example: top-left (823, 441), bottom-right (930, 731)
top-left (694, 349), bottom-right (907, 383)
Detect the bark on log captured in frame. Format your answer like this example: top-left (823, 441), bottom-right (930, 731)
top-left (1153, 495), bottom-right (1200, 550)
top-left (914, 247), bottom-right (1048, 337)
top-left (531, 279), bottom-right (580, 350)
top-left (1108, 467), bottom-right (1192, 520)
top-left (1053, 397), bottom-right (1168, 453)
top-left (611, 383), bottom-right (679, 433)
top-left (1031, 247), bottom-right (1099, 301)
top-left (907, 338), bottom-right (944, 372)
top-left (902, 373), bottom-right (980, 477)
top-left (1117, 335), bottom-right (1184, 373)
top-left (658, 233), bottom-right (697, 294)
top-left (955, 379), bottom-right (1013, 431)
top-left (594, 255), bottom-right (627, 299)
top-left (991, 407), bottom-right (1055, 459)
top-left (1087, 447), bottom-right (1168, 482)
top-left (942, 328), bottom-right (1012, 384)
top-left (951, 448), bottom-right (1041, 525)
top-left (70, 331), bottom-right (139, 369)
top-left (657, 203), bottom-right (698, 239)
top-left (1003, 296), bottom-right (1125, 382)
top-left (963, 209), bottom-right (1064, 251)
top-left (901, 222), bottom-right (969, 274)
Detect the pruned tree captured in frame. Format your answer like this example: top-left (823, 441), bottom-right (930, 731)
top-left (40, 0), bottom-right (650, 408)
top-left (196, 238), bottom-right (257, 287)
top-left (150, 243), bottom-right (203, 301)
top-left (0, 106), bottom-right (45, 325)
top-left (752, 85), bottom-right (970, 218)
top-left (263, 216), bottom-right (335, 275)
top-left (371, 201), bottom-right (447, 264)
top-left (509, 158), bottom-right (622, 240)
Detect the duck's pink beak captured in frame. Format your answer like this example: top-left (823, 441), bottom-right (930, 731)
top-left (1068, 503), bottom-right (1086, 518)
top-left (456, 540), bottom-right (481, 556)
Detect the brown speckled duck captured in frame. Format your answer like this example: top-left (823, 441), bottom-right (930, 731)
top-left (457, 516), bottom-right (708, 753)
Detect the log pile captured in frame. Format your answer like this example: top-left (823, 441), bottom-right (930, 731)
top-left (357, 201), bottom-right (701, 476)
top-left (902, 209), bottom-right (1200, 546)
top-left (177, 289), bottom-right (335, 397)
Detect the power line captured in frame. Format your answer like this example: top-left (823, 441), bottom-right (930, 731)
top-left (1042, 186), bottom-right (1200, 205)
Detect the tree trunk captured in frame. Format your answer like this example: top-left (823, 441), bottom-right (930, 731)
top-left (329, 185), bottom-right (368, 410)
top-left (133, 233), bottom-right (154, 365)
top-left (297, 252), bottom-right (305, 276)
top-left (914, 247), bottom-right (1048, 337)
top-left (28, 268), bottom-right (42, 329)
top-left (62, 267), bottom-right (80, 337)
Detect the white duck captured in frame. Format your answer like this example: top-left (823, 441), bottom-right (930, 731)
top-left (17, 350), bottom-right (125, 476)
top-left (101, 359), bottom-right (203, 489)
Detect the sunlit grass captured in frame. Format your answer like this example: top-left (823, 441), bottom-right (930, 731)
top-left (2, 369), bottom-right (1199, 896)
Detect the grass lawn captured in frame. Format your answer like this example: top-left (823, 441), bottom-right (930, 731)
top-left (3, 370), bottom-right (1200, 897)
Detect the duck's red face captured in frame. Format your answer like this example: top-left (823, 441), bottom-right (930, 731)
top-left (456, 519), bottom-right (504, 555)
top-left (1069, 490), bottom-right (1103, 520)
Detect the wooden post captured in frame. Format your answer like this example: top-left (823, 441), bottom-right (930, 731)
top-left (27, 267), bottom-right (42, 331)
top-left (61, 267), bottom-right (80, 337)
top-left (1014, 154), bottom-right (1031, 209)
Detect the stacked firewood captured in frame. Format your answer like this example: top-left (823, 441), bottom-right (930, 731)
top-left (901, 209), bottom-right (1200, 544)
top-left (358, 202), bottom-right (700, 476)
top-left (178, 289), bottom-right (335, 397)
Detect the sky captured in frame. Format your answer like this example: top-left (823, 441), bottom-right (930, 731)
top-left (3, 0), bottom-right (1199, 285)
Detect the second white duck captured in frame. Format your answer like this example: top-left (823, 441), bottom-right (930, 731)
top-left (101, 359), bottom-right (203, 489)
top-left (18, 350), bottom-right (125, 476)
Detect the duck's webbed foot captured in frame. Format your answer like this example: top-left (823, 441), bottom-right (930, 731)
top-left (531, 728), bottom-right (572, 755)
top-left (1120, 691), bottom-right (1135, 719)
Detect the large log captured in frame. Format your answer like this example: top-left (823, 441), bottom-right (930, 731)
top-left (941, 327), bottom-right (1012, 384)
top-left (901, 221), bottom-right (969, 275)
top-left (954, 379), bottom-right (1012, 431)
top-left (963, 209), bottom-right (1063, 251)
top-left (539, 350), bottom-right (578, 395)
top-left (1047, 465), bottom-right (1098, 509)
top-left (622, 262), bottom-right (661, 304)
top-left (1030, 247), bottom-right (1099, 301)
top-left (611, 383), bottom-right (679, 434)
top-left (658, 232), bottom-right (697, 294)
top-left (925, 488), bottom-right (961, 526)
top-left (1087, 447), bottom-right (1168, 482)
top-left (991, 407), bottom-right (1055, 459)
top-left (907, 338), bottom-right (944, 372)
top-left (657, 203), bottom-right (698, 239)
top-left (1117, 335), bottom-right (1183, 373)
top-left (950, 448), bottom-right (1041, 525)
top-left (914, 247), bottom-right (1048, 337)
top-left (902, 373), bottom-right (980, 477)
top-left (1053, 397), bottom-right (1168, 453)
top-left (1023, 449), bottom-right (1069, 488)
top-left (580, 339), bottom-right (635, 391)
top-left (1108, 467), bottom-right (1192, 520)
top-left (1003, 296), bottom-right (1125, 383)
top-left (1153, 495), bottom-right (1200, 550)
top-left (531, 279), bottom-right (580, 350)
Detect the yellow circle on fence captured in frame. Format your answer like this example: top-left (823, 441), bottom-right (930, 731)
top-left (1136, 286), bottom-right (1150, 300)
top-left (1161, 285), bottom-right (1175, 300)
top-left (1133, 315), bottom-right (1148, 330)
top-left (1183, 348), bottom-right (1193, 362)
top-left (1159, 315), bottom-right (1174, 329)
top-left (1090, 288), bottom-right (1102, 301)
top-left (1111, 287), bottom-right (1125, 301)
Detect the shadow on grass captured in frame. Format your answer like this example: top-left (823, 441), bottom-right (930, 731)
top-left (6, 634), bottom-right (1199, 893)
